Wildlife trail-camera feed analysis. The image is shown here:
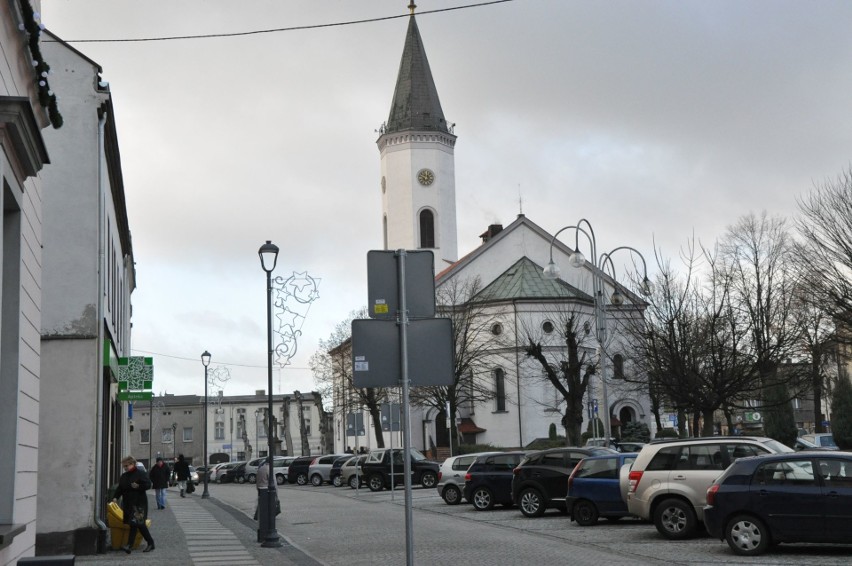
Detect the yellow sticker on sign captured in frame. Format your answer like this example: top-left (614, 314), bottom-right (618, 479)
top-left (374, 304), bottom-right (389, 314)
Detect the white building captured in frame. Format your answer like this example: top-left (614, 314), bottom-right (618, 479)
top-left (332, 10), bottom-right (653, 456)
top-left (37, 32), bottom-right (136, 555)
top-left (0, 3), bottom-right (52, 563)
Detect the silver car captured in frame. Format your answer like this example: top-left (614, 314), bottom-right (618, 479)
top-left (436, 452), bottom-right (500, 505)
top-left (308, 454), bottom-right (349, 486)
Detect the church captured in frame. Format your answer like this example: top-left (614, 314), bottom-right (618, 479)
top-left (332, 6), bottom-right (654, 455)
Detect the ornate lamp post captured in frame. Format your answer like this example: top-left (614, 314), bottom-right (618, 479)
top-left (543, 219), bottom-right (651, 447)
top-left (201, 350), bottom-right (211, 499)
top-left (258, 240), bottom-right (282, 548)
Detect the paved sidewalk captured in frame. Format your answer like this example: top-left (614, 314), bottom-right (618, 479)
top-left (74, 488), bottom-right (321, 565)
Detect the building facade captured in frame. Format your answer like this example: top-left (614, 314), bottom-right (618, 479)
top-left (129, 391), bottom-right (331, 469)
top-left (0, 2), bottom-right (52, 563)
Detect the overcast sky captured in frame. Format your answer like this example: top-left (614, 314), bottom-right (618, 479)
top-left (43, 0), bottom-right (852, 398)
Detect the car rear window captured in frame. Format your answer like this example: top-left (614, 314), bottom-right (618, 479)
top-left (646, 446), bottom-right (680, 471)
top-left (577, 458), bottom-right (618, 479)
top-left (487, 454), bottom-right (522, 470)
top-left (453, 456), bottom-right (476, 471)
top-left (541, 452), bottom-right (565, 467)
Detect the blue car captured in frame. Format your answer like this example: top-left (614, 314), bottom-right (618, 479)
top-left (704, 451), bottom-right (852, 556)
top-left (566, 453), bottom-right (637, 526)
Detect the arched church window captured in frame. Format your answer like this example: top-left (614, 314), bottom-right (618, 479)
top-left (494, 368), bottom-right (506, 412)
top-left (419, 209), bottom-right (435, 248)
top-left (613, 354), bottom-right (625, 379)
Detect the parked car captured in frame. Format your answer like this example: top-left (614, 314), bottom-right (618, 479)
top-left (287, 456), bottom-right (316, 485)
top-left (188, 465), bottom-right (200, 486)
top-left (800, 433), bottom-right (838, 450)
top-left (215, 461), bottom-right (245, 483)
top-left (273, 456), bottom-right (297, 485)
top-left (512, 447), bottom-right (616, 517)
top-left (195, 465), bottom-right (210, 482)
top-left (340, 455), bottom-right (368, 489)
top-left (222, 462), bottom-right (247, 484)
top-left (585, 437), bottom-right (617, 448)
top-left (625, 436), bottom-right (793, 539)
top-left (566, 453), bottom-right (637, 525)
top-left (308, 454), bottom-right (350, 486)
top-left (464, 451), bottom-right (527, 511)
top-left (329, 456), bottom-right (350, 487)
top-left (437, 452), bottom-right (500, 505)
top-left (205, 462), bottom-right (229, 484)
top-left (361, 448), bottom-right (440, 492)
top-left (704, 451), bottom-right (852, 555)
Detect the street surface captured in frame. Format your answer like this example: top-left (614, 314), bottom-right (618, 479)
top-left (209, 480), bottom-right (852, 565)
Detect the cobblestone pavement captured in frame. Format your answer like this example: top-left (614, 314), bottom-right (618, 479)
top-left (72, 482), bottom-right (852, 565)
top-left (210, 481), bottom-right (852, 565)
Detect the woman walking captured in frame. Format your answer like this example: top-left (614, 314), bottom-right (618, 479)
top-left (174, 453), bottom-right (191, 497)
top-left (112, 455), bottom-right (155, 553)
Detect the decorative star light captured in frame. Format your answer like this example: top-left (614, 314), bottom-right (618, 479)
top-left (269, 271), bottom-right (321, 367)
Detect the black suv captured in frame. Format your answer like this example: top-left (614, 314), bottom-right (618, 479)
top-left (287, 456), bottom-right (314, 485)
top-left (512, 447), bottom-right (615, 517)
top-left (361, 448), bottom-right (440, 492)
top-left (463, 451), bottom-right (527, 511)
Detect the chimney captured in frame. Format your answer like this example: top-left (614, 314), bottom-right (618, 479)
top-left (255, 389), bottom-right (265, 396)
top-left (480, 224), bottom-right (503, 244)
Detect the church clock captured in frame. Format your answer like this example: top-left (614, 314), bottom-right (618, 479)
top-left (417, 168), bottom-right (435, 186)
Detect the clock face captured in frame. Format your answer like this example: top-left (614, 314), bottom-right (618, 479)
top-left (417, 169), bottom-right (435, 186)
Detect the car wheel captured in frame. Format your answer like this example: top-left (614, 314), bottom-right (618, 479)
top-left (296, 473), bottom-right (308, 486)
top-left (725, 514), bottom-right (770, 556)
top-left (247, 474), bottom-right (256, 484)
top-left (275, 474), bottom-right (285, 485)
top-left (472, 487), bottom-right (494, 511)
top-left (442, 485), bottom-right (462, 505)
top-left (573, 500), bottom-right (599, 526)
top-left (654, 498), bottom-right (697, 539)
top-left (237, 476), bottom-right (245, 484)
top-left (368, 474), bottom-right (385, 492)
top-left (420, 471), bottom-right (438, 489)
top-left (519, 488), bottom-right (546, 518)
top-left (332, 475), bottom-right (342, 487)
top-left (310, 474), bottom-right (323, 487)
top-left (349, 475), bottom-right (359, 489)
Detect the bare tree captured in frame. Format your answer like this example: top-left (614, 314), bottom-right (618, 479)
top-left (310, 307), bottom-right (390, 448)
top-left (522, 309), bottom-right (595, 446)
top-left (409, 276), bottom-right (497, 446)
top-left (796, 168), bottom-right (852, 334)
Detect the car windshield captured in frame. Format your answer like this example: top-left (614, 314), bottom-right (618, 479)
top-left (819, 435), bottom-right (838, 447)
top-left (761, 439), bottom-right (795, 453)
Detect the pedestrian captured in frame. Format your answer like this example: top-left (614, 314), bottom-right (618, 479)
top-left (174, 453), bottom-right (190, 497)
top-left (112, 455), bottom-right (155, 554)
top-left (149, 457), bottom-right (170, 509)
top-left (254, 459), bottom-right (280, 527)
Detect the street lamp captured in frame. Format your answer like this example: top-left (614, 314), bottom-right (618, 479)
top-left (258, 240), bottom-right (282, 548)
top-left (171, 422), bottom-right (177, 462)
top-left (543, 219), bottom-right (651, 447)
top-left (201, 350), bottom-right (212, 499)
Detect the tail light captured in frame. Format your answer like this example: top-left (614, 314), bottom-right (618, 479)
top-left (706, 484), bottom-right (719, 506)
top-left (464, 472), bottom-right (472, 481)
top-left (567, 462), bottom-right (581, 492)
top-left (438, 472), bottom-right (443, 481)
top-left (512, 467), bottom-right (521, 476)
top-left (310, 458), bottom-right (318, 466)
top-left (628, 470), bottom-right (643, 494)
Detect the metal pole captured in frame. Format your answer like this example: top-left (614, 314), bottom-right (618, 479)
top-left (202, 362), bottom-right (210, 499)
top-left (397, 249), bottom-right (414, 566)
top-left (262, 267), bottom-right (282, 547)
top-left (594, 273), bottom-right (612, 446)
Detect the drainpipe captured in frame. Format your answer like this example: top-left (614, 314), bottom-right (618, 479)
top-left (513, 300), bottom-right (523, 448)
top-left (93, 109), bottom-right (108, 551)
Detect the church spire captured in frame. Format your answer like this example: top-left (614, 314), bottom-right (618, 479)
top-left (384, 9), bottom-right (449, 135)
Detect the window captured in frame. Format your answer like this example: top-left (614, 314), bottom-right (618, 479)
top-left (672, 445), bottom-right (724, 471)
top-left (494, 368), bottom-right (506, 412)
top-left (259, 425), bottom-right (267, 438)
top-left (452, 456), bottom-right (476, 471)
top-left (542, 321), bottom-right (554, 334)
top-left (577, 457), bottom-right (618, 479)
top-left (491, 323), bottom-right (503, 336)
top-left (214, 422), bottom-right (225, 440)
top-left (162, 428), bottom-right (173, 443)
top-left (419, 209), bottom-right (435, 248)
top-left (140, 429), bottom-right (150, 444)
top-left (304, 417), bottom-right (312, 436)
top-left (818, 458), bottom-right (852, 485)
top-left (183, 427), bottom-right (193, 442)
top-left (237, 452), bottom-right (246, 460)
top-left (756, 460), bottom-right (816, 486)
top-left (613, 354), bottom-right (625, 380)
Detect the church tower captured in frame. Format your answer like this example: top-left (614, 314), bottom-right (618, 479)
top-left (377, 4), bottom-right (458, 270)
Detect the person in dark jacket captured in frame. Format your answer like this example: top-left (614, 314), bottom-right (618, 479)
top-left (112, 455), bottom-right (155, 553)
top-left (174, 454), bottom-right (190, 497)
top-left (149, 457), bottom-right (170, 509)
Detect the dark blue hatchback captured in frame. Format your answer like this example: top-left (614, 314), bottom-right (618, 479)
top-left (464, 451), bottom-right (527, 511)
top-left (704, 451), bottom-right (852, 555)
top-left (566, 453), bottom-right (637, 525)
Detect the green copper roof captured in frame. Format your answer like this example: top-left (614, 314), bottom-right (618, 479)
top-left (473, 257), bottom-right (593, 303)
top-left (385, 16), bottom-right (450, 134)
